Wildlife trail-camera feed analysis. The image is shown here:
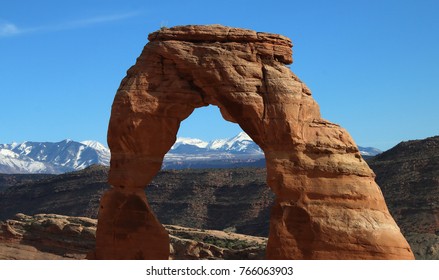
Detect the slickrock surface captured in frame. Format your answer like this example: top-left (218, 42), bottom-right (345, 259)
top-left (0, 213), bottom-right (96, 259)
top-left (98, 24), bottom-right (414, 259)
top-left (0, 213), bottom-right (266, 260)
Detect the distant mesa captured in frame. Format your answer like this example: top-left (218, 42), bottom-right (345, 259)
top-left (367, 135), bottom-right (439, 260)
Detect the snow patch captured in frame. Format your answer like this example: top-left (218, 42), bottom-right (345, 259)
top-left (0, 148), bottom-right (19, 158)
top-left (81, 140), bottom-right (108, 151)
top-left (171, 137), bottom-right (209, 150)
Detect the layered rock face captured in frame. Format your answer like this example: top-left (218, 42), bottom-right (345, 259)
top-left (0, 214), bottom-right (266, 260)
top-left (0, 213), bottom-right (96, 259)
top-left (96, 25), bottom-right (414, 259)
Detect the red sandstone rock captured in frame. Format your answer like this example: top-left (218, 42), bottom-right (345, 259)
top-left (96, 25), bottom-right (414, 260)
top-left (94, 188), bottom-right (169, 259)
top-left (0, 213), bottom-right (96, 259)
top-left (0, 214), bottom-right (266, 260)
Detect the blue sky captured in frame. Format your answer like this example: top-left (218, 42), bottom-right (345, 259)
top-left (1, 0), bottom-right (438, 150)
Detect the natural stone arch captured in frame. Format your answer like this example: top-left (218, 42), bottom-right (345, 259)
top-left (94, 25), bottom-right (414, 259)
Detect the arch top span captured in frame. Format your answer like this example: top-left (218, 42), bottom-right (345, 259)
top-left (147, 25), bottom-right (293, 64)
top-left (94, 25), bottom-right (414, 260)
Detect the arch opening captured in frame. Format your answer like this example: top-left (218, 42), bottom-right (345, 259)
top-left (161, 105), bottom-right (265, 170)
top-left (144, 105), bottom-right (272, 240)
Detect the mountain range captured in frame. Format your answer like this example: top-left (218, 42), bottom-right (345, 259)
top-left (0, 140), bottom-right (109, 174)
top-left (0, 132), bottom-right (381, 174)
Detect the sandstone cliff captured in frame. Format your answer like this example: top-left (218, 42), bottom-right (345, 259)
top-left (100, 24), bottom-right (413, 259)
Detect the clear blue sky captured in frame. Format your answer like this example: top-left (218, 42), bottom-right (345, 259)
top-left (1, 0), bottom-right (438, 150)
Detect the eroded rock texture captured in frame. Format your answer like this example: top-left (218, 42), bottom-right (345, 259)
top-left (96, 25), bottom-right (414, 259)
top-left (0, 214), bottom-right (266, 260)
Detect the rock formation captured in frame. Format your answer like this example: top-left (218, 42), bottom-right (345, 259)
top-left (0, 213), bottom-right (96, 259)
top-left (0, 213), bottom-right (266, 260)
top-left (96, 25), bottom-right (414, 259)
top-left (367, 136), bottom-right (439, 259)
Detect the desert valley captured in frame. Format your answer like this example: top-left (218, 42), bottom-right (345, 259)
top-left (1, 135), bottom-right (438, 259)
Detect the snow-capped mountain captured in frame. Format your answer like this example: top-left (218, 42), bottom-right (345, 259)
top-left (169, 132), bottom-right (263, 155)
top-left (358, 146), bottom-right (382, 157)
top-left (0, 133), bottom-right (381, 173)
top-left (169, 132), bottom-right (381, 156)
top-left (164, 132), bottom-right (381, 167)
top-left (0, 140), bottom-right (110, 174)
top-left (163, 132), bottom-right (265, 169)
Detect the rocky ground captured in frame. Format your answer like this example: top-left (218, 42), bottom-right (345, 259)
top-left (0, 166), bottom-right (273, 237)
top-left (1, 136), bottom-right (438, 259)
top-left (0, 213), bottom-right (266, 260)
top-left (0, 173), bottom-right (53, 192)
